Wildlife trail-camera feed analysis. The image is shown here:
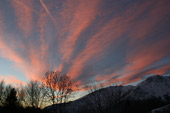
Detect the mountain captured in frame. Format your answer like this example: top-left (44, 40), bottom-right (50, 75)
top-left (128, 75), bottom-right (170, 101)
top-left (44, 75), bottom-right (170, 113)
top-left (151, 104), bottom-right (170, 113)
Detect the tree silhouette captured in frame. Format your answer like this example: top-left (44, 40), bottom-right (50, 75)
top-left (2, 87), bottom-right (21, 113)
top-left (5, 88), bottom-right (18, 107)
top-left (0, 80), bottom-right (5, 106)
top-left (43, 71), bottom-right (76, 113)
top-left (19, 81), bottom-right (47, 108)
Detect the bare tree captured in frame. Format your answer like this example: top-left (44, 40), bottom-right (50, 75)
top-left (104, 85), bottom-right (132, 113)
top-left (17, 84), bottom-right (26, 107)
top-left (18, 81), bottom-right (47, 108)
top-left (85, 82), bottom-right (132, 113)
top-left (85, 82), bottom-right (105, 113)
top-left (0, 80), bottom-right (5, 106)
top-left (42, 71), bottom-right (75, 113)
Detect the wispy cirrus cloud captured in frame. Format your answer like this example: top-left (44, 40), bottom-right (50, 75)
top-left (67, 17), bottom-right (127, 79)
top-left (11, 0), bottom-right (33, 37)
top-left (0, 0), bottom-right (169, 86)
top-left (0, 7), bottom-right (49, 81)
top-left (57, 0), bottom-right (101, 62)
top-left (91, 0), bottom-right (170, 85)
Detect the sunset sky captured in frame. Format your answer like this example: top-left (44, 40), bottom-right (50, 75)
top-left (0, 0), bottom-right (170, 87)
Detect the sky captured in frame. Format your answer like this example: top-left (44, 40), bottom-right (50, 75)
top-left (0, 0), bottom-right (170, 87)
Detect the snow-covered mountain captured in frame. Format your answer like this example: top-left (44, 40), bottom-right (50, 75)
top-left (77, 75), bottom-right (170, 102)
top-left (44, 75), bottom-right (170, 113)
top-left (128, 75), bottom-right (170, 101)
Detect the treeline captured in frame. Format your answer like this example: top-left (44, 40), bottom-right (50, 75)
top-left (1, 73), bottom-right (170, 113)
top-left (0, 71), bottom-right (75, 113)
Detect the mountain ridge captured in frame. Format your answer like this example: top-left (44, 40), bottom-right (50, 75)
top-left (44, 75), bottom-right (170, 113)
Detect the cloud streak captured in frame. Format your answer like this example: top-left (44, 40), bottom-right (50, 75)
top-left (39, 0), bottom-right (56, 25)
top-left (58, 0), bottom-right (101, 62)
top-left (11, 0), bottom-right (33, 37)
top-left (0, 0), bottom-right (169, 87)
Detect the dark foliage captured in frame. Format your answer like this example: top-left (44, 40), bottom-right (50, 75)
top-left (0, 106), bottom-right (50, 113)
top-left (0, 87), bottom-right (50, 113)
top-left (5, 88), bottom-right (18, 106)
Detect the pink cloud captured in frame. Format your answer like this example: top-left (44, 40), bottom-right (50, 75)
top-left (145, 65), bottom-right (170, 75)
top-left (11, 0), bottom-right (33, 37)
top-left (0, 0), bottom-right (169, 88)
top-left (0, 75), bottom-right (26, 86)
top-left (83, 1), bottom-right (170, 86)
top-left (0, 12), bottom-right (48, 81)
top-left (58, 0), bottom-right (101, 62)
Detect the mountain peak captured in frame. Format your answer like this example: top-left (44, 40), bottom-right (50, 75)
top-left (130, 75), bottom-right (170, 100)
top-left (145, 75), bottom-right (168, 82)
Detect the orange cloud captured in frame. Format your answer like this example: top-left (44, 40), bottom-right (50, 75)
top-left (0, 0), bottom-right (169, 88)
top-left (124, 38), bottom-right (170, 76)
top-left (145, 65), bottom-right (170, 75)
top-left (0, 13), bottom-right (47, 81)
top-left (26, 49), bottom-right (45, 79)
top-left (67, 18), bottom-right (127, 79)
top-left (57, 63), bottom-right (63, 72)
top-left (135, 64), bottom-right (170, 78)
top-left (22, 8), bottom-right (56, 80)
top-left (0, 75), bottom-right (26, 86)
top-left (0, 38), bottom-right (25, 68)
top-left (79, 0), bottom-right (170, 86)
top-left (128, 0), bottom-right (170, 43)
top-left (111, 39), bottom-right (170, 85)
top-left (0, 36), bottom-right (36, 81)
top-left (11, 0), bottom-right (33, 37)
top-left (88, 39), bottom-right (170, 86)
top-left (116, 1), bottom-right (170, 84)
top-left (66, 1), bottom-right (160, 80)
top-left (0, 20), bottom-right (28, 80)
top-left (58, 0), bottom-right (101, 62)
top-left (37, 11), bottom-right (49, 60)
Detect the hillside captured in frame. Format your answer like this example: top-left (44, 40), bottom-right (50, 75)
top-left (44, 75), bottom-right (170, 113)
